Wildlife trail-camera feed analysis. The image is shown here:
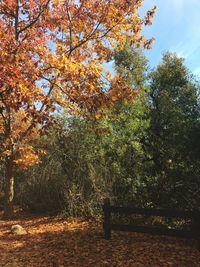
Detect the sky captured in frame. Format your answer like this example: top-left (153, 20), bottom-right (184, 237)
top-left (141, 0), bottom-right (200, 76)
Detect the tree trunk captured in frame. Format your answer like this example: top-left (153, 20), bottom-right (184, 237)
top-left (3, 156), bottom-right (14, 219)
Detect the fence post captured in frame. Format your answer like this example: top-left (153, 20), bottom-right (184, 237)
top-left (103, 198), bottom-right (111, 240)
top-left (193, 210), bottom-right (200, 250)
top-left (196, 211), bottom-right (200, 250)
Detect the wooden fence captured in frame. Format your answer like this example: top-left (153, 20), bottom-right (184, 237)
top-left (103, 198), bottom-right (200, 249)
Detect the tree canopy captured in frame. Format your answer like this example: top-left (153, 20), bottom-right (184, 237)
top-left (0, 0), bottom-right (156, 217)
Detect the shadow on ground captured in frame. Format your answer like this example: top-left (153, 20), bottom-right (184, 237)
top-left (0, 213), bottom-right (199, 267)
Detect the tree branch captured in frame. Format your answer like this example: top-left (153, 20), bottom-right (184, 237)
top-left (17, 0), bottom-right (50, 35)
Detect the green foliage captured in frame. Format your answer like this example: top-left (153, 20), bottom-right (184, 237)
top-left (15, 50), bottom-right (200, 216)
top-left (91, 96), bottom-right (149, 205)
top-left (114, 43), bottom-right (149, 87)
top-left (146, 52), bottom-right (200, 209)
top-left (17, 94), bottom-right (149, 215)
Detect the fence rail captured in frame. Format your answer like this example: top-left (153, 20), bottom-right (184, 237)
top-left (103, 198), bottom-right (200, 249)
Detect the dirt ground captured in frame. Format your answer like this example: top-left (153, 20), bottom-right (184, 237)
top-left (0, 212), bottom-right (200, 267)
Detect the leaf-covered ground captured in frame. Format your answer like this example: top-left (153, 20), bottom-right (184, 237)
top-left (0, 213), bottom-right (199, 267)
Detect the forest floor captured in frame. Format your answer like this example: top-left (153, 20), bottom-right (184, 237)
top-left (0, 212), bottom-right (200, 267)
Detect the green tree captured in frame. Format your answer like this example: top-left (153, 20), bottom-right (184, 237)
top-left (91, 44), bottom-right (150, 205)
top-left (114, 42), bottom-right (149, 88)
top-left (146, 52), bottom-right (200, 209)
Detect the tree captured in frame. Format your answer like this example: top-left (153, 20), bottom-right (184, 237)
top-left (147, 52), bottom-right (200, 209)
top-left (0, 0), bottom-right (156, 218)
top-left (103, 44), bottom-right (149, 204)
top-left (15, 45), bottom-right (151, 215)
top-left (88, 45), bottom-right (150, 205)
top-left (114, 42), bottom-right (149, 88)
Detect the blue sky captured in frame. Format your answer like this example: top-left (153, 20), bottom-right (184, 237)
top-left (141, 0), bottom-right (200, 76)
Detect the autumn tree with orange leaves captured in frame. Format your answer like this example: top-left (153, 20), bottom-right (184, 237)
top-left (0, 0), bottom-right (155, 218)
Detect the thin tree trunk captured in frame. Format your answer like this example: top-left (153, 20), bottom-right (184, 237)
top-left (3, 156), bottom-right (14, 219)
